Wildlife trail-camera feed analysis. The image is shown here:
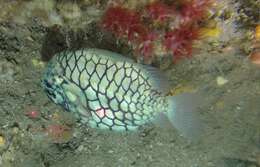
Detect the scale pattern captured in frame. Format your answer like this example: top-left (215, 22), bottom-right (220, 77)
top-left (43, 49), bottom-right (168, 131)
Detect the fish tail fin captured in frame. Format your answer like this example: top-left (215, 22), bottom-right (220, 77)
top-left (166, 93), bottom-right (205, 141)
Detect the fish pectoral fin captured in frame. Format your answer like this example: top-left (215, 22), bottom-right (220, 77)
top-left (166, 93), bottom-right (205, 142)
top-left (139, 65), bottom-right (171, 94)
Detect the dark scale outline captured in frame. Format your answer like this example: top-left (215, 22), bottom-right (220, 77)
top-left (129, 77), bottom-right (139, 93)
top-left (111, 73), bottom-right (130, 125)
top-left (104, 63), bottom-right (132, 130)
top-left (75, 50), bottom-right (85, 75)
top-left (105, 64), bottom-right (117, 83)
top-left (95, 58), bottom-right (106, 80)
top-left (78, 69), bottom-right (89, 90)
top-left (85, 52), bottom-right (120, 129)
top-left (65, 51), bottom-right (74, 73)
top-left (121, 65), bottom-right (132, 92)
top-left (113, 66), bottom-right (125, 87)
top-left (79, 52), bottom-right (95, 91)
top-left (85, 59), bottom-right (96, 77)
top-left (96, 61), bottom-right (109, 96)
top-left (120, 68), bottom-right (138, 126)
top-left (58, 50), bottom-right (95, 123)
top-left (70, 51), bottom-right (81, 84)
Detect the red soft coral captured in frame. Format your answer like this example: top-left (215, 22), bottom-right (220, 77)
top-left (179, 0), bottom-right (212, 25)
top-left (164, 25), bottom-right (199, 61)
top-left (138, 31), bottom-right (158, 58)
top-left (101, 6), bottom-right (148, 43)
top-left (145, 1), bottom-right (176, 23)
top-left (100, 1), bottom-right (213, 63)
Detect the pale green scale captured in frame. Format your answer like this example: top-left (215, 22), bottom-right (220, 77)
top-left (129, 103), bottom-right (136, 111)
top-left (106, 59), bottom-right (114, 68)
top-left (114, 111), bottom-right (124, 120)
top-left (89, 100), bottom-right (100, 110)
top-left (132, 93), bottom-right (139, 103)
top-left (133, 114), bottom-right (141, 120)
top-left (100, 116), bottom-right (113, 125)
top-left (77, 61), bottom-right (85, 72)
top-left (117, 87), bottom-right (125, 98)
top-left (124, 119), bottom-right (133, 125)
top-left (131, 70), bottom-right (138, 80)
top-left (112, 125), bottom-right (126, 131)
top-left (86, 60), bottom-right (95, 74)
top-left (114, 119), bottom-right (125, 126)
top-left (98, 93), bottom-right (108, 108)
top-left (143, 105), bottom-right (153, 113)
top-left (114, 71), bottom-right (124, 85)
top-left (125, 68), bottom-right (132, 77)
top-left (142, 115), bottom-right (148, 120)
top-left (126, 88), bottom-right (134, 97)
top-left (139, 94), bottom-right (147, 103)
top-left (91, 53), bottom-right (99, 64)
top-left (107, 82), bottom-right (117, 95)
top-left (99, 77), bottom-right (109, 94)
top-left (105, 109), bottom-right (115, 119)
top-left (124, 62), bottom-right (132, 68)
top-left (136, 102), bottom-right (143, 110)
top-left (90, 110), bottom-right (103, 124)
top-left (116, 61), bottom-right (124, 69)
top-left (125, 113), bottom-right (132, 120)
top-left (106, 65), bottom-right (116, 81)
top-left (115, 91), bottom-right (123, 101)
top-left (131, 79), bottom-right (138, 92)
top-left (90, 73), bottom-right (99, 90)
top-left (85, 86), bottom-right (97, 100)
top-left (122, 77), bottom-right (131, 90)
top-left (79, 70), bottom-right (89, 88)
top-left (61, 57), bottom-right (67, 69)
top-left (100, 58), bottom-right (108, 64)
top-left (98, 124), bottom-right (109, 129)
top-left (110, 98), bottom-right (119, 111)
top-left (120, 101), bottom-right (128, 111)
top-left (124, 94), bottom-right (131, 103)
top-left (65, 65), bottom-right (71, 77)
top-left (71, 69), bottom-right (80, 85)
top-left (96, 64), bottom-right (104, 78)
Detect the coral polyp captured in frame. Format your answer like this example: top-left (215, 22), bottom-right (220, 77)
top-left (145, 1), bottom-right (175, 24)
top-left (179, 0), bottom-right (212, 25)
top-left (164, 26), bottom-right (199, 60)
top-left (101, 6), bottom-right (148, 43)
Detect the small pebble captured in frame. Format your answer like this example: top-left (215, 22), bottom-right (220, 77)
top-left (31, 59), bottom-right (45, 68)
top-left (0, 136), bottom-right (5, 147)
top-left (250, 51), bottom-right (260, 65)
top-left (216, 76), bottom-right (228, 86)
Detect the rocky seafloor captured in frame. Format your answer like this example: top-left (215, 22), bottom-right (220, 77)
top-left (0, 0), bottom-right (260, 167)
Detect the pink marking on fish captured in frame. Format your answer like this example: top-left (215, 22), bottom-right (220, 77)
top-left (96, 108), bottom-right (107, 118)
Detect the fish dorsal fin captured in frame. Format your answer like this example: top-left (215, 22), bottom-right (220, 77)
top-left (85, 48), bottom-right (135, 63)
top-left (139, 65), bottom-right (171, 94)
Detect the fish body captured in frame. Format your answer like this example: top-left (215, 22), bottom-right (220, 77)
top-left (42, 48), bottom-right (168, 131)
top-left (42, 48), bottom-right (202, 138)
